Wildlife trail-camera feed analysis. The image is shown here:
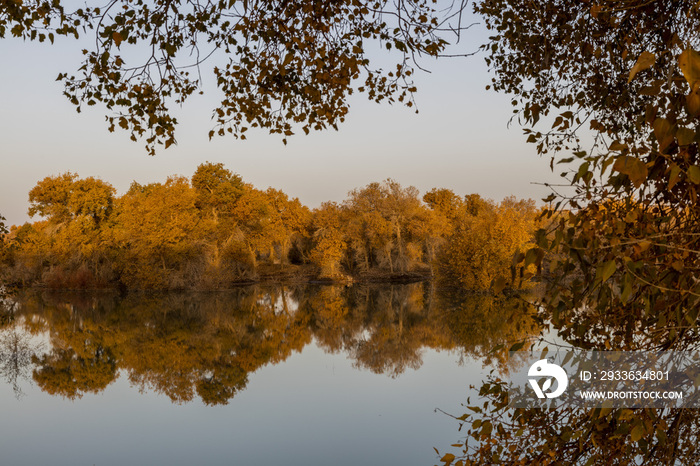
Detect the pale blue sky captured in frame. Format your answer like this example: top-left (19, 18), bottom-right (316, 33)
top-left (0, 18), bottom-right (561, 226)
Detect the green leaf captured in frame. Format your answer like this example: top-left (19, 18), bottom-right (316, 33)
top-left (628, 51), bottom-right (655, 83)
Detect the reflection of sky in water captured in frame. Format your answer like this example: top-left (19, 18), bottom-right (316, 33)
top-left (0, 319), bottom-right (49, 398)
top-left (0, 285), bottom-right (538, 464)
top-left (0, 342), bottom-right (484, 466)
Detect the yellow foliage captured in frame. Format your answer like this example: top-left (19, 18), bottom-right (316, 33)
top-left (310, 202), bottom-right (347, 279)
top-left (4, 168), bottom-right (539, 291)
top-left (440, 196), bottom-right (537, 290)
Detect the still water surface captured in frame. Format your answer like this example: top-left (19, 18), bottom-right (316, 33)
top-left (0, 283), bottom-right (539, 465)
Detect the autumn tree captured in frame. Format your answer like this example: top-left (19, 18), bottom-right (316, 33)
top-left (439, 1), bottom-right (700, 463)
top-left (114, 176), bottom-right (203, 289)
top-left (28, 173), bottom-right (116, 225)
top-left (344, 179), bottom-right (434, 275)
top-left (5, 171), bottom-right (544, 288)
top-left (263, 187), bottom-right (311, 265)
top-left (469, 0), bottom-right (700, 348)
top-left (439, 195), bottom-right (537, 290)
top-left (3, 0), bottom-right (469, 153)
top-left (475, 0), bottom-right (700, 312)
top-left (11, 173), bottom-right (119, 287)
top-left (309, 202), bottom-right (347, 279)
top-left (27, 173), bottom-right (77, 222)
top-left (191, 162), bottom-right (245, 221)
top-left (421, 188), bottom-right (463, 266)
top-left (229, 185), bottom-right (278, 268)
top-left (189, 162), bottom-right (258, 284)
top-left (423, 188), bottom-right (464, 222)
top-left (191, 162), bottom-right (312, 280)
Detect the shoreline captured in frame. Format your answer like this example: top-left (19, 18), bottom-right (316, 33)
top-left (2, 270), bottom-right (435, 292)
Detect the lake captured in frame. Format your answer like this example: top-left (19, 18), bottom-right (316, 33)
top-left (0, 283), bottom-right (540, 465)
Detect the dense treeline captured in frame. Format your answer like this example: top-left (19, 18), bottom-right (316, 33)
top-left (0, 163), bottom-right (537, 290)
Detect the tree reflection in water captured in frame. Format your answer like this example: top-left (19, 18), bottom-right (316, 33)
top-left (3, 284), bottom-right (540, 406)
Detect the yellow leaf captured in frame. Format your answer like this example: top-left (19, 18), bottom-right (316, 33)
top-left (653, 118), bottom-right (675, 152)
top-left (609, 141), bottom-right (628, 151)
top-left (688, 165), bottom-right (700, 184)
top-left (492, 276), bottom-right (507, 293)
top-left (676, 127), bottom-right (696, 146)
top-left (636, 240), bottom-right (652, 253)
top-left (628, 51), bottom-right (655, 83)
top-left (597, 260), bottom-right (616, 283)
top-left (113, 31), bottom-right (123, 48)
top-left (679, 48), bottom-right (700, 86)
top-left (668, 164), bottom-right (682, 190)
top-left (631, 425), bottom-right (645, 442)
top-left (613, 156), bottom-right (648, 188)
top-left (687, 87), bottom-right (700, 117)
